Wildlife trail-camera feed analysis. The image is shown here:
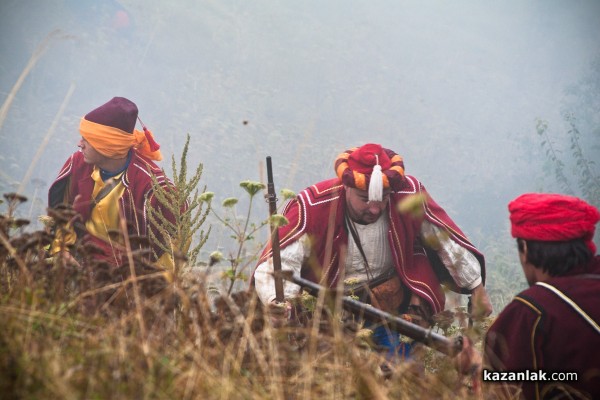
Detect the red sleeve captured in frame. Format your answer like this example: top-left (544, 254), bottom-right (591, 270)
top-left (48, 154), bottom-right (75, 208)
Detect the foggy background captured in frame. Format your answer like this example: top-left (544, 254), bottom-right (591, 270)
top-left (1, 0), bottom-right (599, 308)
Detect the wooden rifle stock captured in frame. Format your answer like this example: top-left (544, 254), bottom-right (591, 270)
top-left (266, 156), bottom-right (284, 302)
top-left (282, 272), bottom-right (462, 357)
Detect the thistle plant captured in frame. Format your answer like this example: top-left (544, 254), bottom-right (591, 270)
top-left (148, 134), bottom-right (211, 270)
top-left (207, 180), bottom-right (269, 294)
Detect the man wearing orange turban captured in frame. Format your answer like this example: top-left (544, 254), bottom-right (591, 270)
top-left (48, 97), bottom-right (178, 267)
top-left (253, 143), bottom-right (492, 357)
top-left (457, 193), bottom-right (600, 399)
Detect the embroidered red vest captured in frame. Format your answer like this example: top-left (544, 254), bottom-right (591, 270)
top-left (48, 150), bottom-right (176, 262)
top-left (257, 176), bottom-right (485, 314)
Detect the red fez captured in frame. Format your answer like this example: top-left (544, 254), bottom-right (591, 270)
top-left (80, 97), bottom-right (162, 160)
top-left (509, 193), bottom-right (600, 254)
top-left (84, 97), bottom-right (138, 134)
top-left (335, 143), bottom-right (405, 193)
top-left (348, 143), bottom-right (392, 173)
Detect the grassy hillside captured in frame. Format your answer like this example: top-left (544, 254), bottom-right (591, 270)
top-left (0, 192), bottom-right (516, 399)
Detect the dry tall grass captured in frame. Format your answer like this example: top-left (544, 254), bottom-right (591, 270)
top-left (0, 192), bottom-right (514, 400)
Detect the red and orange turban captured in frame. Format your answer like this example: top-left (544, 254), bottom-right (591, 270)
top-left (79, 97), bottom-right (162, 161)
top-left (335, 143), bottom-right (405, 200)
top-left (509, 193), bottom-right (600, 254)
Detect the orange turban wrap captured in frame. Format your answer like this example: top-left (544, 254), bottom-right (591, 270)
top-left (79, 118), bottom-right (162, 161)
top-left (79, 97), bottom-right (162, 161)
top-left (509, 193), bottom-right (600, 254)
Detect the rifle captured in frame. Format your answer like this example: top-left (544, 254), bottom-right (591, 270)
top-left (281, 272), bottom-right (463, 357)
top-left (265, 156), bottom-right (284, 302)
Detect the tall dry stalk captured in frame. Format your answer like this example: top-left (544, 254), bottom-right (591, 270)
top-left (0, 29), bottom-right (73, 133)
top-left (119, 209), bottom-right (150, 369)
top-left (16, 82), bottom-right (76, 196)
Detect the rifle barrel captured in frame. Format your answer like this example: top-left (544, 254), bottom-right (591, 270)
top-left (266, 156), bottom-right (284, 302)
top-left (284, 273), bottom-right (461, 356)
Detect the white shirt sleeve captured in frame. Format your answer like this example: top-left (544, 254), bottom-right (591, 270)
top-left (254, 234), bottom-right (311, 304)
top-left (420, 220), bottom-right (482, 290)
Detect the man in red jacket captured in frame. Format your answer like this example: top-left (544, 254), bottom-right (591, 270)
top-left (253, 143), bottom-right (492, 356)
top-left (48, 97), bottom-right (178, 267)
top-left (458, 193), bottom-right (600, 399)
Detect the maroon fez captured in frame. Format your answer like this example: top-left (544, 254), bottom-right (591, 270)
top-left (84, 97), bottom-right (138, 134)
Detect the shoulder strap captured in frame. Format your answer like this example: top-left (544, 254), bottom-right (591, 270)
top-left (344, 213), bottom-right (397, 294)
top-left (536, 281), bottom-right (600, 334)
top-left (345, 212), bottom-right (373, 280)
top-left (90, 178), bottom-right (120, 211)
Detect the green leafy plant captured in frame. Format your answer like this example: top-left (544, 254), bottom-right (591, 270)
top-left (563, 112), bottom-right (600, 203)
top-left (536, 114), bottom-right (600, 209)
top-left (205, 183), bottom-right (294, 295)
top-left (148, 134), bottom-right (211, 269)
top-left (207, 180), bottom-right (269, 294)
top-left (536, 57), bottom-right (600, 209)
top-left (536, 118), bottom-right (573, 195)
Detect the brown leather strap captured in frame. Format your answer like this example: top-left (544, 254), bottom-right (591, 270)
top-left (344, 213), bottom-right (402, 311)
top-left (90, 178), bottom-right (119, 211)
top-left (345, 212), bottom-right (374, 280)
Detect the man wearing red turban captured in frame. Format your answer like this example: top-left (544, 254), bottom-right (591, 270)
top-left (253, 143), bottom-right (492, 356)
top-left (48, 97), bottom-right (179, 268)
top-left (458, 193), bottom-right (600, 399)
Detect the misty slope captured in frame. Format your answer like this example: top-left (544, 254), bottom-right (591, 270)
top-left (1, 1), bottom-right (598, 284)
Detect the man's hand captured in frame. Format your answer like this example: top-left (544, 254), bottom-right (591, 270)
top-left (455, 336), bottom-right (482, 374)
top-left (454, 336), bottom-right (483, 395)
top-left (470, 283), bottom-right (493, 318)
top-left (267, 300), bottom-right (293, 328)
